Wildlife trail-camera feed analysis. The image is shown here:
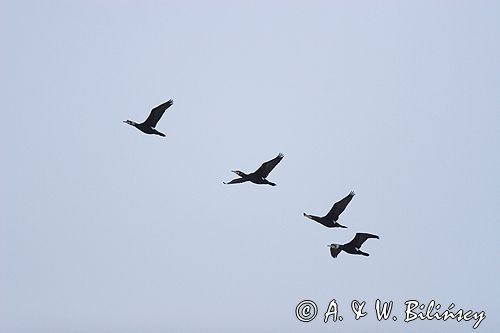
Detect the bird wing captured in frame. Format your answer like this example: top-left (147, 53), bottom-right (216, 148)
top-left (325, 191), bottom-right (355, 221)
top-left (346, 233), bottom-right (379, 248)
top-left (142, 99), bottom-right (173, 128)
top-left (330, 247), bottom-right (342, 258)
top-left (254, 153), bottom-right (284, 178)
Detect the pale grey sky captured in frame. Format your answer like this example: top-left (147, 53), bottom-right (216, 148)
top-left (1, 1), bottom-right (499, 332)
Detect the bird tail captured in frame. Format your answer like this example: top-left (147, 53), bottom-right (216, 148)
top-left (336, 223), bottom-right (348, 229)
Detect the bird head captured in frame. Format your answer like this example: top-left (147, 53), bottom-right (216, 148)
top-left (303, 213), bottom-right (314, 220)
top-left (303, 214), bottom-right (320, 222)
top-left (123, 120), bottom-right (136, 126)
top-left (328, 244), bottom-right (342, 258)
top-left (232, 170), bottom-right (246, 177)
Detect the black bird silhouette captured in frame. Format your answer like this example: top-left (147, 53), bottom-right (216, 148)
top-left (224, 153), bottom-right (284, 186)
top-left (328, 233), bottom-right (379, 258)
top-left (303, 191), bottom-right (355, 228)
top-left (124, 99), bottom-right (173, 137)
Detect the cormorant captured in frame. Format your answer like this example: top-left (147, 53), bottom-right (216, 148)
top-left (303, 191), bottom-right (355, 228)
top-left (124, 99), bottom-right (173, 137)
top-left (328, 233), bottom-right (379, 258)
top-left (224, 153), bottom-right (284, 186)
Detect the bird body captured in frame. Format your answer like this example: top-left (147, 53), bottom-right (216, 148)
top-left (224, 153), bottom-right (284, 186)
top-left (304, 191), bottom-right (355, 228)
top-left (328, 233), bottom-right (379, 258)
top-left (124, 99), bottom-right (173, 137)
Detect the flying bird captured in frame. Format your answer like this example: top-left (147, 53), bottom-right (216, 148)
top-left (304, 191), bottom-right (355, 228)
top-left (124, 99), bottom-right (173, 137)
top-left (328, 233), bottom-right (379, 258)
top-left (224, 153), bottom-right (284, 186)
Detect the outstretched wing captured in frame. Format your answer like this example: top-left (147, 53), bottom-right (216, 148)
top-left (142, 99), bottom-right (173, 128)
top-left (325, 191), bottom-right (355, 221)
top-left (346, 233), bottom-right (379, 248)
top-left (254, 153), bottom-right (284, 178)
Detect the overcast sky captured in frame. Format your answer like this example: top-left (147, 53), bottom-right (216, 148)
top-left (1, 1), bottom-right (499, 332)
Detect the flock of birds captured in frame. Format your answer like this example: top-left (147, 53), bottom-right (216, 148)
top-left (124, 100), bottom-right (380, 259)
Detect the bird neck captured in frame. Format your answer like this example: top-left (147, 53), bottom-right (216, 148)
top-left (234, 171), bottom-right (248, 178)
top-left (305, 214), bottom-right (321, 222)
top-left (311, 215), bottom-right (322, 222)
